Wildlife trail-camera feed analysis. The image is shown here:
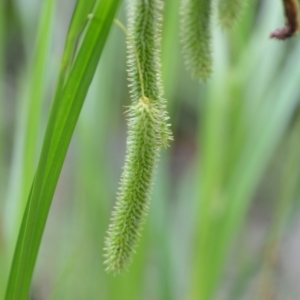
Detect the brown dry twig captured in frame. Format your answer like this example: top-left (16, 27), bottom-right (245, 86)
top-left (270, 0), bottom-right (299, 40)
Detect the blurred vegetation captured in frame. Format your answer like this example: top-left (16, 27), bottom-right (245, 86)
top-left (1, 0), bottom-right (300, 299)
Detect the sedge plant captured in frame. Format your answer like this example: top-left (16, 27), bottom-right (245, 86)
top-left (2, 0), bottom-right (300, 299)
top-left (104, 0), bottom-right (172, 273)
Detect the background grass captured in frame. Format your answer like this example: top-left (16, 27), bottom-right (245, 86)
top-left (1, 0), bottom-right (300, 299)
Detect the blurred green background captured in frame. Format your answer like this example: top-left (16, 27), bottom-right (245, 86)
top-left (1, 0), bottom-right (300, 299)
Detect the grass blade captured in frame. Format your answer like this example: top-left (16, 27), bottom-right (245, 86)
top-left (18, 0), bottom-right (56, 233)
top-left (5, 0), bottom-right (121, 299)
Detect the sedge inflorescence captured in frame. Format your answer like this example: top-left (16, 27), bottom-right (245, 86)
top-left (180, 0), bottom-right (249, 81)
top-left (104, 0), bottom-right (292, 274)
top-left (180, 0), bottom-right (213, 81)
top-left (104, 0), bottom-right (171, 274)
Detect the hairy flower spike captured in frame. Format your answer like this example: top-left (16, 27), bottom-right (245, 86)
top-left (180, 0), bottom-right (213, 80)
top-left (104, 98), bottom-right (161, 273)
top-left (218, 0), bottom-right (247, 29)
top-left (104, 0), bottom-right (172, 273)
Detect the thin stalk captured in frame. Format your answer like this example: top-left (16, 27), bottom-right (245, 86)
top-left (0, 0), bottom-right (6, 297)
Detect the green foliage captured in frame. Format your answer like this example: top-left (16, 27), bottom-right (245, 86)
top-left (17, 0), bottom-right (56, 237)
top-left (104, 0), bottom-right (172, 273)
top-left (180, 0), bottom-right (213, 80)
top-left (190, 0), bottom-right (300, 296)
top-left (2, 0), bottom-right (300, 299)
top-left (60, 0), bottom-right (96, 77)
top-left (5, 0), bottom-right (121, 299)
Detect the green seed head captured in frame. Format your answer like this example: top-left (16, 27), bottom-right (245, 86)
top-left (104, 0), bottom-right (172, 274)
top-left (180, 0), bottom-right (213, 81)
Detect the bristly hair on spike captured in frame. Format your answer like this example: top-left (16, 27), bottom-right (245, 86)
top-left (104, 0), bottom-right (172, 274)
top-left (180, 0), bottom-right (213, 81)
